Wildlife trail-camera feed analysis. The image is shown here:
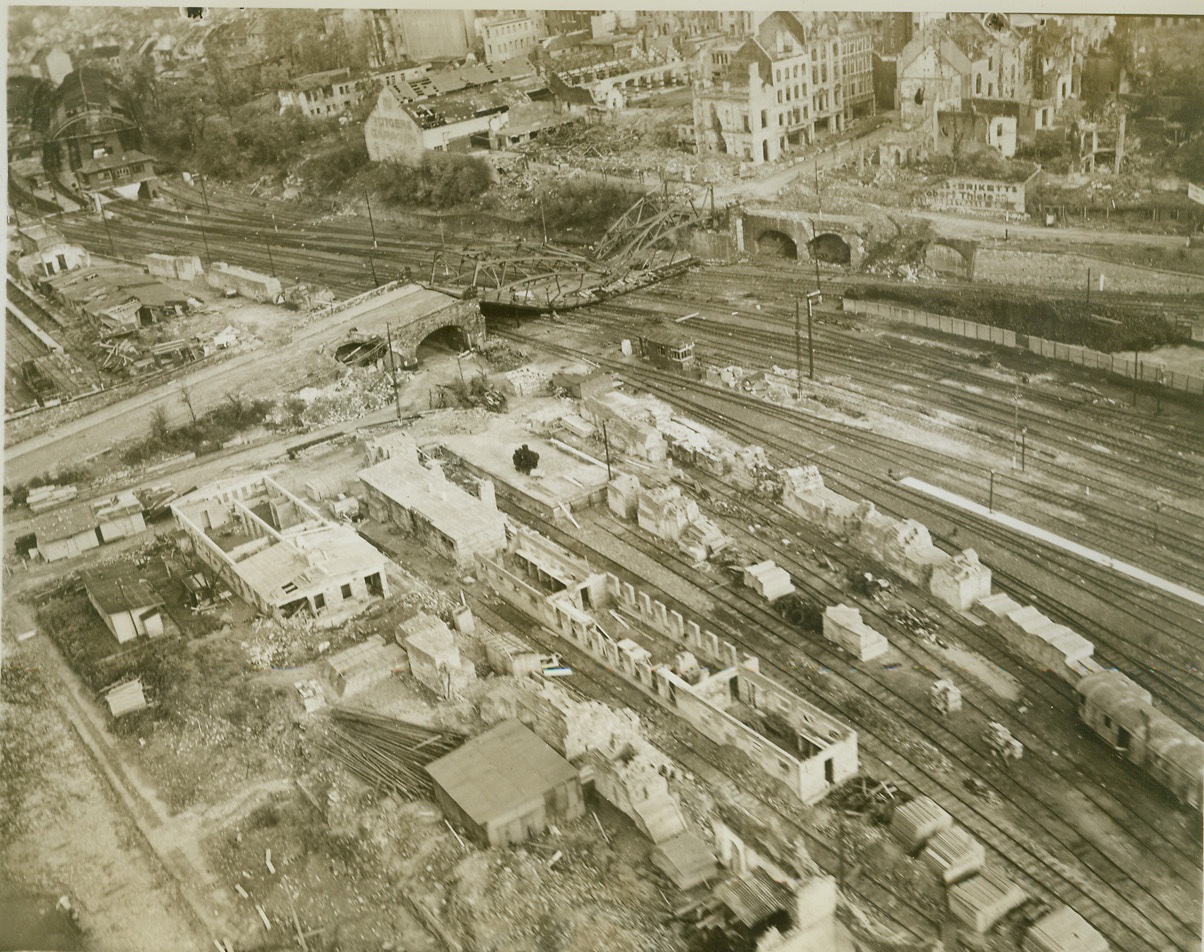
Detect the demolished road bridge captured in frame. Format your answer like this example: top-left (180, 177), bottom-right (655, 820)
top-left (428, 188), bottom-right (716, 317)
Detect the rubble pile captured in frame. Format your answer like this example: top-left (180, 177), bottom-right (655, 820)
top-left (476, 338), bottom-right (530, 372)
top-left (279, 367), bottom-right (397, 428)
top-left (243, 614), bottom-right (323, 670)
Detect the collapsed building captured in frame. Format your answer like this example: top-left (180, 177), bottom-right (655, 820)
top-left (475, 527), bottom-right (859, 806)
top-left (779, 465), bottom-right (991, 609)
top-left (172, 475), bottom-right (389, 620)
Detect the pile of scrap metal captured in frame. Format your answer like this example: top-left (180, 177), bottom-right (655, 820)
top-left (829, 776), bottom-right (910, 824)
top-left (322, 707), bottom-right (465, 798)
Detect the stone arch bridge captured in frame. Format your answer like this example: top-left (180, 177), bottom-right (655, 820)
top-left (322, 282), bottom-right (485, 369)
top-left (735, 207), bottom-right (869, 268)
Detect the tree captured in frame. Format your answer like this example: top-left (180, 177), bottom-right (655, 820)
top-left (513, 444), bottom-right (540, 475)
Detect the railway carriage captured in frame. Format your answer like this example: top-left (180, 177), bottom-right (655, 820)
top-left (1076, 670), bottom-right (1204, 809)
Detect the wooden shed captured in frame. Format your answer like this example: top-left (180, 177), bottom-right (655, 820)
top-left (425, 719), bottom-right (584, 847)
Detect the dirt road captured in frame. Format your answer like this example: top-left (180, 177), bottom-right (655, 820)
top-left (4, 283), bottom-right (414, 487)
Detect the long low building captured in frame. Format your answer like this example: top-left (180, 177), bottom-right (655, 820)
top-left (173, 475), bottom-right (389, 620)
top-left (358, 438), bottom-right (507, 566)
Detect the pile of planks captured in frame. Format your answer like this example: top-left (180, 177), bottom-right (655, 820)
top-left (323, 707), bottom-right (465, 799)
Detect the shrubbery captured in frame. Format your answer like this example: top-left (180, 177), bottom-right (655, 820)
top-left (538, 179), bottom-right (639, 237)
top-left (121, 393), bottom-right (275, 465)
top-left (367, 153), bottom-right (494, 210)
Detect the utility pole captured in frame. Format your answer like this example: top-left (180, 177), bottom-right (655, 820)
top-left (1085, 267), bottom-right (1091, 314)
top-left (385, 322), bottom-right (402, 421)
top-left (794, 296), bottom-right (803, 398)
top-left (806, 290), bottom-right (822, 381)
top-left (1021, 426), bottom-right (1027, 472)
top-left (1133, 351), bottom-right (1139, 407)
top-left (198, 172), bottom-right (210, 214)
top-left (365, 190), bottom-right (378, 248)
top-left (540, 199), bottom-right (548, 245)
top-left (815, 157), bottom-right (822, 216)
top-left (1012, 386), bottom-right (1020, 470)
top-left (988, 470), bottom-right (997, 513)
top-left (101, 208), bottom-right (116, 257)
top-left (367, 252), bottom-right (379, 287)
top-left (199, 224), bottom-right (212, 264)
top-left (264, 234), bottom-right (277, 276)
top-left (601, 421), bottom-right (613, 481)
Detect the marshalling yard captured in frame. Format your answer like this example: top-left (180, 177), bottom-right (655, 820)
top-left (5, 15), bottom-right (1204, 950)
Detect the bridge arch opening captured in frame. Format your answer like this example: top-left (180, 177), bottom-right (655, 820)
top-left (415, 324), bottom-right (468, 363)
top-left (755, 230), bottom-right (798, 259)
top-left (924, 242), bottom-right (971, 278)
top-left (808, 233), bottom-right (851, 265)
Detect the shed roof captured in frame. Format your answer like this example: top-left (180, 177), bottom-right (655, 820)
top-left (83, 565), bottom-right (163, 614)
top-left (37, 503), bottom-right (98, 542)
top-left (426, 719), bottom-right (577, 827)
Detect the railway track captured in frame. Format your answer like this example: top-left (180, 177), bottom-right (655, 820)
top-left (471, 578), bottom-right (936, 944)
top-left (490, 469), bottom-right (1200, 952)
top-left (545, 302), bottom-right (1203, 594)
top-left (501, 328), bottom-right (1204, 730)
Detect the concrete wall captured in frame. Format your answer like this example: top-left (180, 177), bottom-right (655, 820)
top-left (206, 263), bottom-right (281, 302)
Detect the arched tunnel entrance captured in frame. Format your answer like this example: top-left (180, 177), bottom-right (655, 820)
top-left (808, 233), bottom-right (851, 265)
top-left (415, 324), bottom-right (468, 364)
top-left (755, 230), bottom-right (798, 259)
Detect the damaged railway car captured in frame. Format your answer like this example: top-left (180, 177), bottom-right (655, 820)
top-left (1076, 670), bottom-right (1204, 810)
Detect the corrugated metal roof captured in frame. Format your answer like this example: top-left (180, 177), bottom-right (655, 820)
top-left (426, 719), bottom-right (577, 827)
top-left (715, 868), bottom-right (792, 927)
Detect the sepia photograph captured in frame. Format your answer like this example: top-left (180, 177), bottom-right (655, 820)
top-left (2, 3), bottom-right (1202, 951)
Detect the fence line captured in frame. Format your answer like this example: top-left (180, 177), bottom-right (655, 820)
top-left (844, 298), bottom-right (1203, 396)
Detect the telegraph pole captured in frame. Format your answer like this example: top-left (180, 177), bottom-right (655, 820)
top-left (264, 234), bottom-right (277, 276)
top-left (1020, 426), bottom-right (1028, 472)
top-left (602, 421), bottom-right (613, 481)
top-left (199, 224), bottom-right (212, 264)
top-left (988, 470), bottom-right (997, 512)
top-left (365, 190), bottom-right (378, 248)
top-left (1085, 267), bottom-right (1091, 314)
top-left (101, 208), bottom-right (116, 257)
top-left (794, 296), bottom-right (803, 398)
top-left (540, 199), bottom-right (548, 245)
top-left (196, 172), bottom-right (210, 214)
top-left (806, 290), bottom-right (822, 381)
top-left (385, 322), bottom-right (402, 421)
top-left (367, 252), bottom-right (379, 287)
